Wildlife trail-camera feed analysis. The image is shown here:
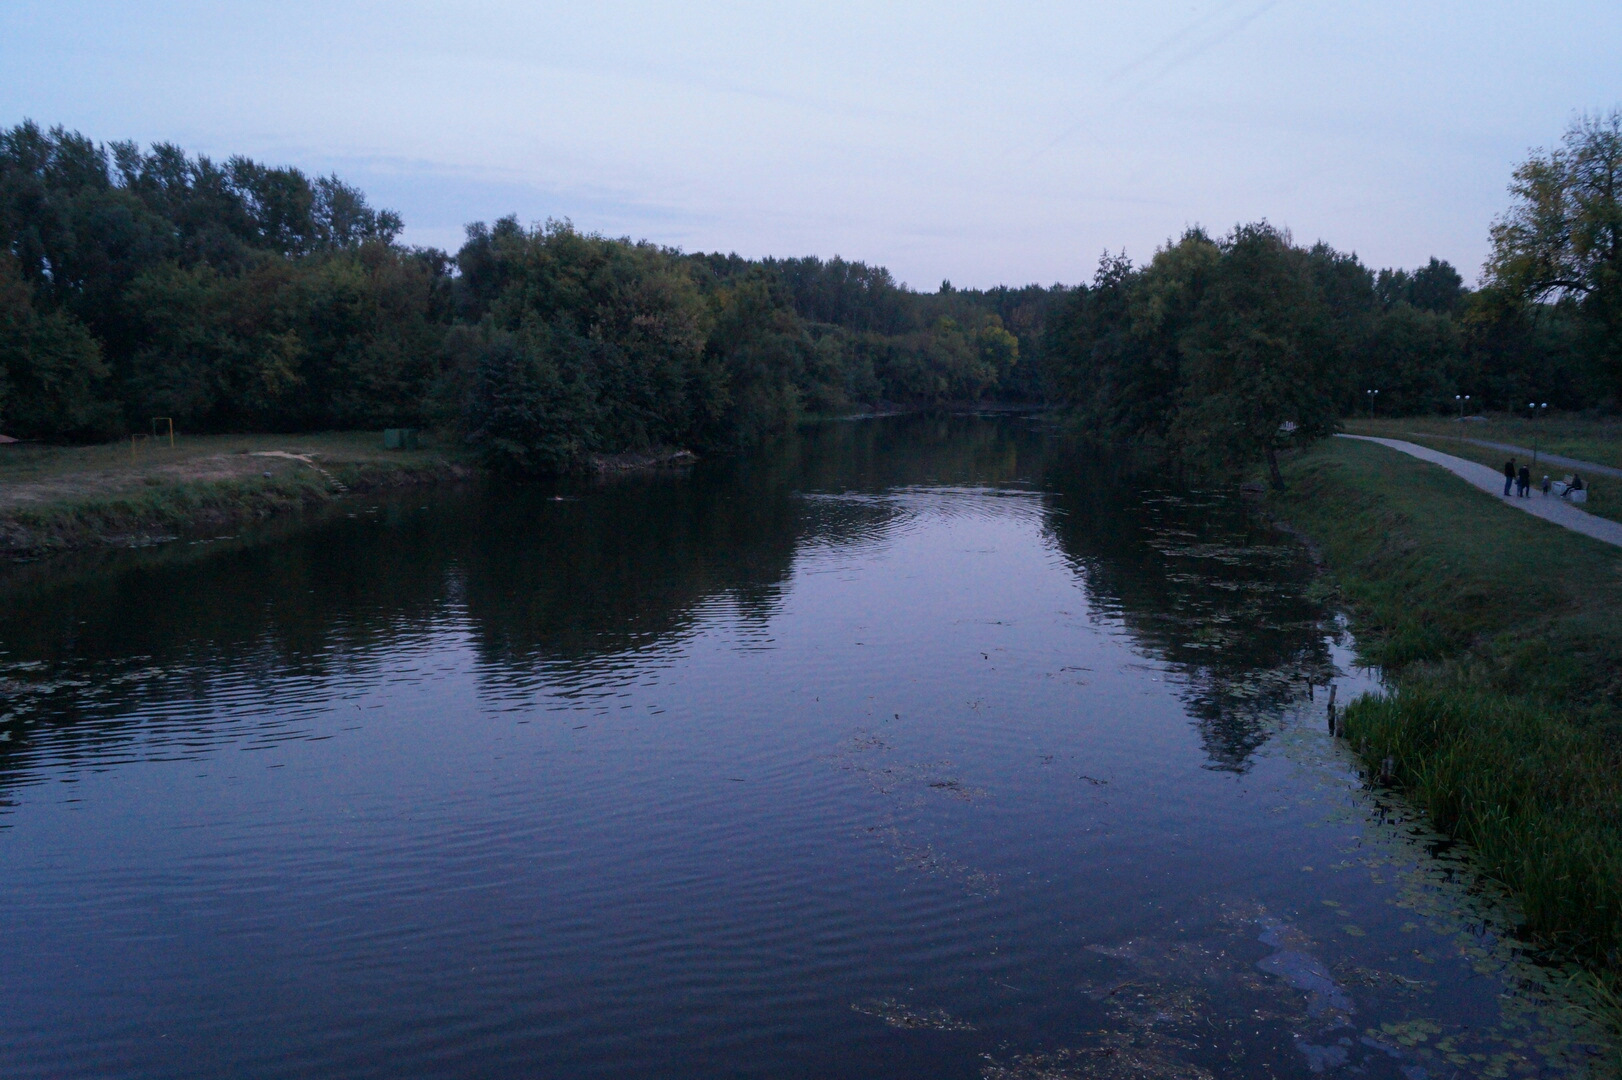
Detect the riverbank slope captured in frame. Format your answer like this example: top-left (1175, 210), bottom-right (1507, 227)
top-left (1343, 416), bottom-right (1620, 524)
top-left (0, 433), bottom-right (470, 557)
top-left (1346, 414), bottom-right (1622, 473)
top-left (1267, 435), bottom-right (1622, 1033)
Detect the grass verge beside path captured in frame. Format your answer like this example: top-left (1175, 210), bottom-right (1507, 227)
top-left (1267, 436), bottom-right (1622, 1038)
top-left (0, 432), bottom-right (469, 556)
top-left (1362, 430), bottom-right (1621, 526)
top-left (1347, 414), bottom-right (1622, 473)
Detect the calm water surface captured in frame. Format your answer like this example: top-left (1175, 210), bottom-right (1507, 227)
top-left (0, 416), bottom-right (1601, 1078)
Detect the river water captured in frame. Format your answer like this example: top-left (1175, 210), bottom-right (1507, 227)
top-left (0, 415), bottom-right (1602, 1078)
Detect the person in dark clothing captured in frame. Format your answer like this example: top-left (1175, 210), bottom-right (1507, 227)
top-left (1503, 458), bottom-right (1515, 496)
top-left (1517, 463), bottom-right (1531, 497)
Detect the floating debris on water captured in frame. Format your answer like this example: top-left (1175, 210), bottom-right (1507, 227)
top-left (981, 1036), bottom-right (1215, 1080)
top-left (851, 999), bottom-right (975, 1031)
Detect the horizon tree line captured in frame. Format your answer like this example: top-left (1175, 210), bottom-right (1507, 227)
top-left (2, 111), bottom-right (1618, 476)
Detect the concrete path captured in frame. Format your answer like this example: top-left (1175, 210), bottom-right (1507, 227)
top-left (1337, 434), bottom-right (1622, 550)
top-left (1413, 434), bottom-right (1622, 480)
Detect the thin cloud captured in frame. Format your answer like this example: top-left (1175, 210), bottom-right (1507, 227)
top-left (1030, 1), bottom-right (1283, 161)
top-left (1122, 1), bottom-right (1281, 97)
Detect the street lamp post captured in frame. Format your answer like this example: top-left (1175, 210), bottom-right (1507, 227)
top-left (1532, 402), bottom-right (1548, 465)
top-left (1366, 389), bottom-right (1379, 419)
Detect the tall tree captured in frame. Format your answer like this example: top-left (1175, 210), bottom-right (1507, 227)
top-left (1486, 109), bottom-right (1622, 393)
top-left (0, 254), bottom-right (112, 437)
top-left (1172, 224), bottom-right (1338, 490)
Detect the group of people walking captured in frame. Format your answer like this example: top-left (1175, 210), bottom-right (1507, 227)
top-left (1503, 458), bottom-right (1531, 497)
top-left (1504, 457), bottom-right (1584, 499)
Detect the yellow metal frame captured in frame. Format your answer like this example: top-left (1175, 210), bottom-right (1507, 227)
top-left (130, 419), bottom-right (175, 460)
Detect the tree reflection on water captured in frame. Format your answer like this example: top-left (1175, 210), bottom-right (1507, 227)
top-left (1043, 469), bottom-right (1337, 772)
top-left (0, 414), bottom-right (1337, 788)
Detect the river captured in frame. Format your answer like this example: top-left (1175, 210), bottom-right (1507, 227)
top-left (0, 415), bottom-right (1602, 1078)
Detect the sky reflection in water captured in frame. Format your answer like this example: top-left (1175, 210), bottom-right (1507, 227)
top-left (0, 416), bottom-right (1602, 1079)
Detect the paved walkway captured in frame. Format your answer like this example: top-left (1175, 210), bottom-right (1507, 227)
top-left (1413, 434), bottom-right (1622, 480)
top-left (1337, 435), bottom-right (1622, 550)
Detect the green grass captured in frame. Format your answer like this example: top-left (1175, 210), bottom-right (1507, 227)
top-left (1348, 413), bottom-right (1622, 472)
top-left (0, 431), bottom-right (466, 555)
top-left (0, 431), bottom-right (450, 488)
top-left (1269, 436), bottom-right (1622, 1040)
top-left (1349, 428), bottom-right (1622, 526)
top-left (1344, 688), bottom-right (1620, 956)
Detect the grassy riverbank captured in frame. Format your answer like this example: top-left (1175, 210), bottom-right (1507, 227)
top-left (1347, 414), bottom-right (1622, 471)
top-left (1268, 435), bottom-right (1622, 1035)
top-left (1343, 416), bottom-right (1621, 525)
top-left (0, 433), bottom-right (469, 557)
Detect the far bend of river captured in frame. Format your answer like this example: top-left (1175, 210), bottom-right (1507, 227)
top-left (0, 415), bottom-right (1604, 1079)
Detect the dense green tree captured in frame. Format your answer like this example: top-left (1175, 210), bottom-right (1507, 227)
top-left (1045, 225), bottom-right (1340, 486)
top-left (689, 250), bottom-right (1051, 408)
top-left (1172, 224), bottom-right (1338, 488)
top-left (1, 121), bottom-right (427, 435)
top-left (119, 258), bottom-right (302, 426)
top-left (1457, 287), bottom-right (1593, 412)
top-left (458, 218), bottom-right (709, 452)
top-left (974, 316), bottom-right (1020, 386)
top-left (970, 284), bottom-right (1065, 400)
top-left (460, 325), bottom-right (599, 473)
top-left (290, 243), bottom-right (451, 429)
top-left (1376, 257), bottom-right (1466, 314)
top-left (1045, 235), bottom-right (1218, 458)
top-left (700, 276), bottom-right (812, 446)
top-left (764, 256), bottom-right (914, 335)
top-left (14, 116), bottom-right (1583, 470)
top-left (1, 120), bottom-right (1063, 459)
top-left (0, 254), bottom-right (113, 438)
top-left (1486, 109), bottom-right (1622, 395)
top-left (1358, 302), bottom-right (1463, 415)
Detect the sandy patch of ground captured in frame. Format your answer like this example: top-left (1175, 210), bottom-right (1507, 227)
top-left (0, 434), bottom-right (440, 511)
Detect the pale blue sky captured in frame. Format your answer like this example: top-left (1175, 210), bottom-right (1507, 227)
top-left (3, 1), bottom-right (1618, 288)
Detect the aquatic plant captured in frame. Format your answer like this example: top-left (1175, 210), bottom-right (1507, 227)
top-left (1272, 434), bottom-right (1622, 1049)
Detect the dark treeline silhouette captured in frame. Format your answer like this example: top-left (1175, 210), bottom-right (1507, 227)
top-left (1041, 110), bottom-right (1622, 484)
top-left (5, 112), bottom-right (1617, 475)
top-left (0, 121), bottom-right (1059, 470)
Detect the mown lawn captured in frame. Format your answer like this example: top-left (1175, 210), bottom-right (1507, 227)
top-left (0, 431), bottom-right (463, 555)
top-left (0, 431), bottom-right (449, 505)
top-left (1342, 427), bottom-right (1621, 526)
top-left (1269, 435), bottom-right (1622, 1040)
top-left (1346, 414), bottom-right (1622, 472)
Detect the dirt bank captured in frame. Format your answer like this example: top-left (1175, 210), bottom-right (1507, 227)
top-left (0, 433), bottom-right (470, 557)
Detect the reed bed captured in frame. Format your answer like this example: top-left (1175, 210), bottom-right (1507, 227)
top-left (1271, 435), bottom-right (1622, 1043)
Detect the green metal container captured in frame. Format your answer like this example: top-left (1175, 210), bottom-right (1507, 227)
top-left (383, 428), bottom-right (419, 450)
